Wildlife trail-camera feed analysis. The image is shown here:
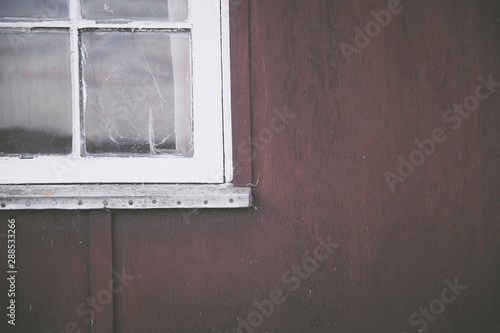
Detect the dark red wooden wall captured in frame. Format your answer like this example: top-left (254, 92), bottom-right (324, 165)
top-left (2, 0), bottom-right (500, 332)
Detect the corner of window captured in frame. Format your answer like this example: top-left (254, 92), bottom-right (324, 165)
top-left (0, 0), bottom-right (252, 210)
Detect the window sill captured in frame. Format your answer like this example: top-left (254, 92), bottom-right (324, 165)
top-left (0, 184), bottom-right (252, 210)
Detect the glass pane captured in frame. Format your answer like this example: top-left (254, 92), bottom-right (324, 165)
top-left (82, 31), bottom-right (192, 155)
top-left (81, 0), bottom-right (188, 21)
top-left (0, 31), bottom-right (72, 155)
top-left (0, 0), bottom-right (69, 19)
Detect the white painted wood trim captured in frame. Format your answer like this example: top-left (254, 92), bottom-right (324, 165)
top-left (0, 0), bottom-right (233, 185)
top-left (69, 0), bottom-right (81, 157)
top-left (0, 21), bottom-right (192, 30)
top-left (188, 0), bottom-right (224, 182)
top-left (221, 0), bottom-right (233, 183)
top-left (169, 0), bottom-right (192, 154)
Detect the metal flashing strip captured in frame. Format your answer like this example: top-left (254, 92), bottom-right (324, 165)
top-left (0, 184), bottom-right (252, 210)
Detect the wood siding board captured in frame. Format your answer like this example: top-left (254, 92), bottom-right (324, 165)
top-left (230, 0), bottom-right (253, 187)
top-left (0, 211), bottom-right (91, 333)
top-left (1, 0), bottom-right (500, 333)
top-left (89, 211), bottom-right (113, 333)
top-left (112, 0), bottom-right (499, 331)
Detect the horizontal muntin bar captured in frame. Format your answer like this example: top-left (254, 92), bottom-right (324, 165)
top-left (0, 20), bottom-right (191, 30)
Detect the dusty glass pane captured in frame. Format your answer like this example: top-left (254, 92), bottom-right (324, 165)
top-left (0, 0), bottom-right (69, 19)
top-left (82, 31), bottom-right (192, 155)
top-left (81, 0), bottom-right (188, 21)
top-left (0, 31), bottom-right (72, 155)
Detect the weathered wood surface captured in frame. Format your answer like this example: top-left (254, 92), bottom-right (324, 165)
top-left (1, 0), bottom-right (499, 332)
top-left (112, 0), bottom-right (500, 332)
top-left (89, 211), bottom-right (113, 333)
top-left (0, 211), bottom-right (91, 333)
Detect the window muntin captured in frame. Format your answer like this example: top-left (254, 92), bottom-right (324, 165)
top-left (0, 0), bottom-right (228, 184)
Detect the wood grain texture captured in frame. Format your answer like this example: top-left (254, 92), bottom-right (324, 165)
top-left (112, 1), bottom-right (500, 332)
top-left (1, 1), bottom-right (499, 333)
top-left (89, 211), bottom-right (113, 333)
top-left (230, 0), bottom-right (253, 187)
top-left (0, 211), bottom-right (90, 333)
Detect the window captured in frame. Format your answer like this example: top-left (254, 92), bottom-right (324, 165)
top-left (0, 0), bottom-right (252, 209)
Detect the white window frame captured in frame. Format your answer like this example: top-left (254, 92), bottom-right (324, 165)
top-left (0, 0), bottom-right (234, 185)
top-left (0, 0), bottom-right (252, 209)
